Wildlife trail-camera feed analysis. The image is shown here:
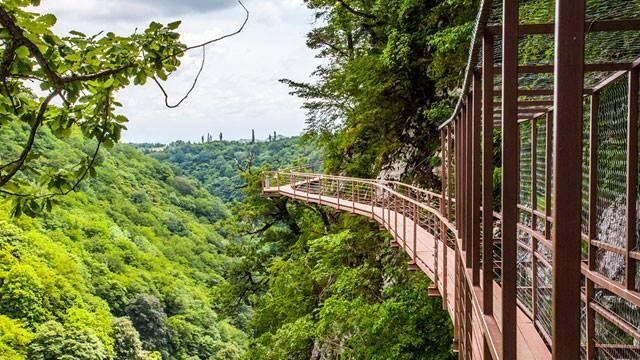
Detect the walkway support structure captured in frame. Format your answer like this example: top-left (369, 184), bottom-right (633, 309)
top-left (264, 0), bottom-right (640, 358)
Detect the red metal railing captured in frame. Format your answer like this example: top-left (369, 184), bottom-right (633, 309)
top-left (263, 1), bottom-right (640, 359)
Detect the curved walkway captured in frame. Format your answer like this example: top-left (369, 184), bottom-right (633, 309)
top-left (262, 172), bottom-right (551, 359)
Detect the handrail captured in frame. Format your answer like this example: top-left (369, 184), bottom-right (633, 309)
top-left (264, 166), bottom-right (640, 359)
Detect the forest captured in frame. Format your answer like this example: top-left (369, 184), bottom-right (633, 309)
top-left (0, 0), bottom-right (478, 358)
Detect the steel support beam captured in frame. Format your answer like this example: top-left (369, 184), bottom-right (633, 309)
top-left (626, 68), bottom-right (638, 290)
top-left (482, 33), bottom-right (494, 316)
top-left (501, 0), bottom-right (519, 358)
top-left (472, 72), bottom-right (482, 286)
top-left (552, 0), bottom-right (585, 358)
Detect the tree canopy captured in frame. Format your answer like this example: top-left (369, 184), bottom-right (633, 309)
top-left (0, 0), bottom-right (247, 215)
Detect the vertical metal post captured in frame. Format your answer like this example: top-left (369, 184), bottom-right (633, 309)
top-left (626, 67), bottom-right (638, 290)
top-left (482, 32), bottom-right (494, 315)
top-left (502, 0), bottom-right (519, 357)
top-left (413, 203), bottom-right (418, 265)
top-left (460, 107), bottom-right (467, 253)
top-left (371, 184), bottom-right (375, 217)
top-left (545, 111), bottom-right (553, 239)
top-left (552, 0), bottom-right (585, 357)
top-left (352, 180), bottom-right (356, 213)
top-left (403, 198), bottom-right (407, 250)
top-left (395, 195), bottom-right (398, 239)
top-left (456, 118), bottom-right (462, 233)
top-left (531, 119), bottom-right (538, 324)
top-left (586, 93), bottom-right (599, 360)
top-left (440, 130), bottom-right (447, 292)
top-left (466, 99), bottom-right (473, 265)
top-left (467, 95), bottom-right (473, 266)
top-left (448, 125), bottom-right (454, 221)
top-left (472, 72), bottom-right (482, 286)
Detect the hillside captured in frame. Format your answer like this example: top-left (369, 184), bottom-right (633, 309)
top-left (149, 138), bottom-right (319, 202)
top-left (0, 126), bottom-right (244, 359)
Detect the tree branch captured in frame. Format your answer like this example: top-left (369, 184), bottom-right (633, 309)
top-left (246, 221), bottom-right (276, 235)
top-left (0, 7), bottom-right (62, 86)
top-left (336, 0), bottom-right (377, 20)
top-left (0, 91), bottom-right (58, 186)
top-left (152, 0), bottom-right (249, 109)
top-left (0, 39), bottom-right (20, 80)
top-left (182, 0), bottom-right (249, 53)
top-left (153, 47), bottom-right (206, 108)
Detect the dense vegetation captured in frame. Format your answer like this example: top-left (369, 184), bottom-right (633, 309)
top-left (216, 174), bottom-right (454, 359)
top-left (284, 0), bottom-right (477, 185)
top-left (149, 138), bottom-right (319, 202)
top-left (0, 0), bottom-right (479, 358)
top-left (0, 126), bottom-right (244, 359)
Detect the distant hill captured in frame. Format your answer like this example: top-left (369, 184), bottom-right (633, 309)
top-left (150, 137), bottom-right (320, 201)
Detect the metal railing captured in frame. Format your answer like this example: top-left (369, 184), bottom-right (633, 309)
top-left (263, 0), bottom-right (640, 359)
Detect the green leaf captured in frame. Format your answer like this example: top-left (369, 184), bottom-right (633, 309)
top-left (167, 21), bottom-right (182, 30)
top-left (39, 14), bottom-right (57, 27)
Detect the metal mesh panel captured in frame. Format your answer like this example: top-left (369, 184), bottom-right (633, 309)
top-left (594, 311), bottom-right (640, 359)
top-left (583, 98), bottom-right (591, 239)
top-left (594, 286), bottom-right (640, 331)
top-left (596, 76), bottom-right (628, 283)
top-left (520, 121), bottom-right (532, 207)
top-left (517, 234), bottom-right (533, 313)
top-left (535, 256), bottom-right (552, 340)
top-left (519, 0), bottom-right (553, 24)
top-left (535, 117), bottom-right (547, 213)
top-left (519, 34), bottom-right (554, 66)
top-left (494, 219), bottom-right (503, 285)
top-left (580, 299), bottom-right (588, 360)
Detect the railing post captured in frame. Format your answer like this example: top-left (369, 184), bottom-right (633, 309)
top-left (626, 67), bottom-right (638, 290)
top-left (531, 118), bottom-right (538, 325)
top-left (472, 71), bottom-right (482, 286)
top-left (403, 198), bottom-right (407, 251)
top-left (502, 0), bottom-right (519, 357)
top-left (552, 0), bottom-right (584, 357)
top-left (586, 92), bottom-right (599, 360)
top-left (482, 31), bottom-right (494, 316)
top-left (395, 195), bottom-right (398, 240)
top-left (545, 111), bottom-right (553, 239)
top-left (466, 97), bottom-right (473, 266)
top-left (371, 184), bottom-right (375, 217)
top-left (337, 180), bottom-right (340, 208)
top-left (320, 176), bottom-right (323, 205)
top-left (352, 180), bottom-right (356, 213)
top-left (413, 203), bottom-right (418, 265)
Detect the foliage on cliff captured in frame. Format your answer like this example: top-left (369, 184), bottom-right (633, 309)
top-left (283, 0), bottom-right (477, 185)
top-left (0, 126), bottom-right (244, 359)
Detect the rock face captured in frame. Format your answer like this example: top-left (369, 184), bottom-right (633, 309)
top-left (595, 197), bottom-right (629, 285)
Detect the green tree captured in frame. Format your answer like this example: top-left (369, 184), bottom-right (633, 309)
top-left (0, 1), bottom-right (247, 215)
top-left (283, 0), bottom-right (476, 185)
top-left (0, 315), bottom-right (33, 360)
top-left (126, 294), bottom-right (171, 358)
top-left (28, 320), bottom-right (108, 360)
top-left (0, 264), bottom-right (46, 327)
top-left (113, 317), bottom-right (147, 360)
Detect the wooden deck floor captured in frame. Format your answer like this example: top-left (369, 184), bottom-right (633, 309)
top-left (264, 185), bottom-right (551, 359)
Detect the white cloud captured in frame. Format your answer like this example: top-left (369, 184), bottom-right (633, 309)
top-left (35, 0), bottom-right (319, 143)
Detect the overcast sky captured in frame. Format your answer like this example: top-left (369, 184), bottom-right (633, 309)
top-left (37, 0), bottom-right (320, 143)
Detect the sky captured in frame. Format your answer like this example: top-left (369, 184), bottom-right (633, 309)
top-left (37, 0), bottom-right (320, 143)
